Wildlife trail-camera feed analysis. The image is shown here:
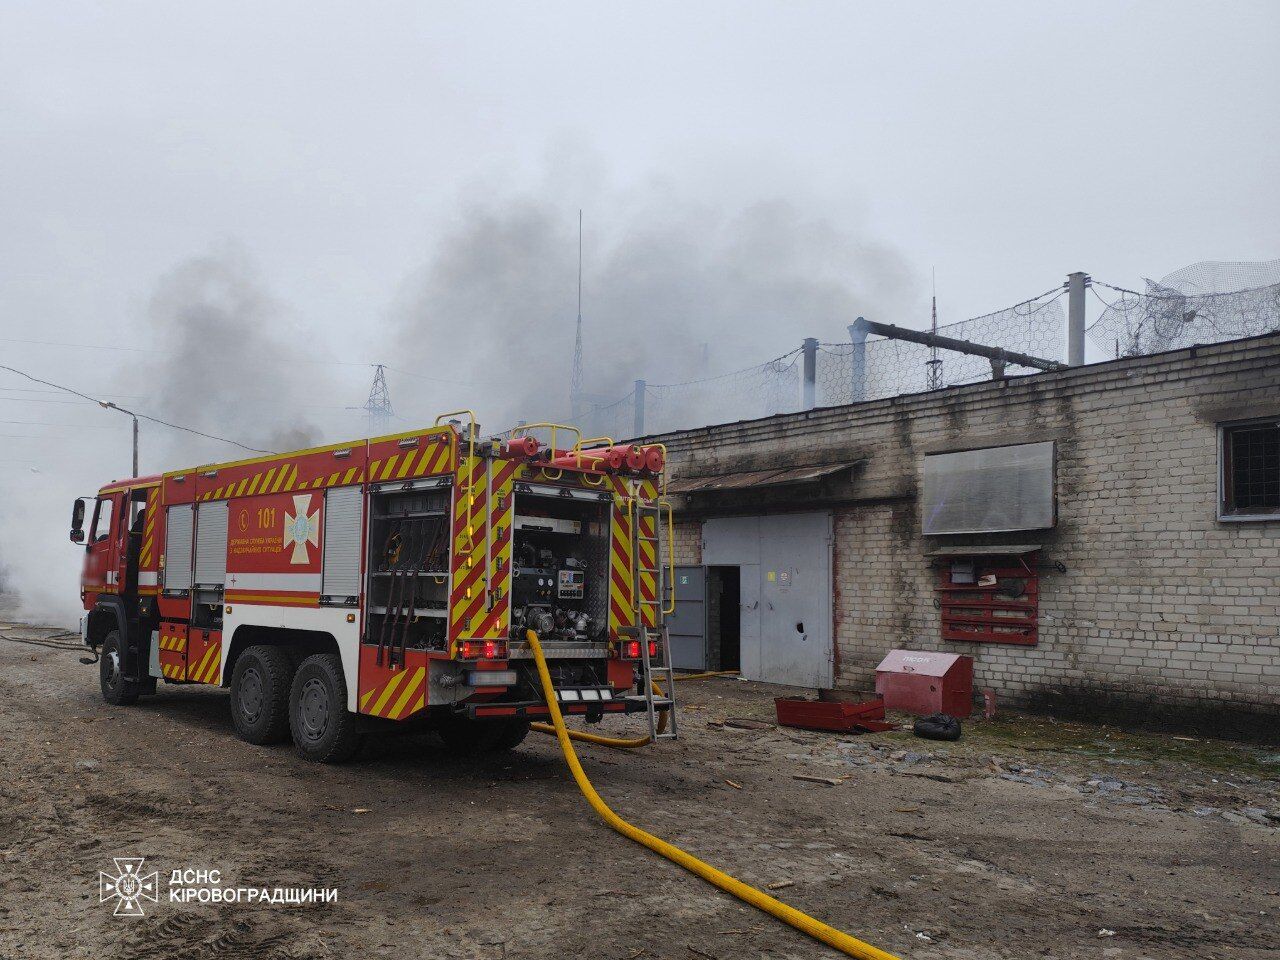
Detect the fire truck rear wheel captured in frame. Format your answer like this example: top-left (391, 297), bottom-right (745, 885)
top-left (438, 716), bottom-right (529, 755)
top-left (230, 645), bottom-right (293, 745)
top-left (289, 654), bottom-right (362, 763)
top-left (100, 630), bottom-right (140, 706)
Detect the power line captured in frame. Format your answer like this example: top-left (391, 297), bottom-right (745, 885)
top-left (0, 363), bottom-right (272, 454)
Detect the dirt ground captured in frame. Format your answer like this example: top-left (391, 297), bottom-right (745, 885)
top-left (1, 620), bottom-right (1278, 960)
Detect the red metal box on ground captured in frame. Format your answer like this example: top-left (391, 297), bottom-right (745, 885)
top-left (874, 650), bottom-right (973, 718)
top-left (774, 696), bottom-right (895, 733)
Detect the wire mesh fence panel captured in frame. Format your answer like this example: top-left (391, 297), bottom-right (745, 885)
top-left (581, 390), bottom-right (637, 442)
top-left (815, 293), bottom-right (1066, 405)
top-left (1088, 260), bottom-right (1280, 358)
top-left (644, 351), bottom-right (802, 435)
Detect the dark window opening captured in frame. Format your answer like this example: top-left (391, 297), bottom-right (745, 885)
top-left (1221, 421), bottom-right (1280, 519)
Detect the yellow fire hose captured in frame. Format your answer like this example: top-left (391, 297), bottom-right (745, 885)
top-left (524, 630), bottom-right (901, 960)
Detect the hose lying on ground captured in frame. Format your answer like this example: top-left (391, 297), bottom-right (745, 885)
top-left (524, 629), bottom-right (901, 960)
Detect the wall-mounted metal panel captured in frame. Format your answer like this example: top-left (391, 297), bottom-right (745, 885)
top-left (922, 441), bottom-right (1055, 535)
top-left (194, 501), bottom-right (229, 587)
top-left (322, 486), bottom-right (363, 600)
top-left (163, 504), bottom-right (194, 592)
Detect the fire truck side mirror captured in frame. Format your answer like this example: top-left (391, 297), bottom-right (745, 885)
top-left (70, 498), bottom-right (86, 543)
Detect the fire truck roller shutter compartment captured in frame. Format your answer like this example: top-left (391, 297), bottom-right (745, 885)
top-left (164, 504), bottom-right (195, 593)
top-left (321, 486), bottom-right (362, 604)
top-left (193, 501), bottom-right (228, 633)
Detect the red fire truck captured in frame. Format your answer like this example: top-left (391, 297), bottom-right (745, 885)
top-left (72, 415), bottom-right (676, 762)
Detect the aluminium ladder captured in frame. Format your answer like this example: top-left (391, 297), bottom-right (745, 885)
top-left (630, 499), bottom-right (677, 741)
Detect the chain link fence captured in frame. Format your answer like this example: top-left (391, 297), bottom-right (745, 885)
top-left (1088, 259), bottom-right (1280, 358)
top-left (815, 291), bottom-right (1065, 406)
top-left (572, 260), bottom-right (1279, 441)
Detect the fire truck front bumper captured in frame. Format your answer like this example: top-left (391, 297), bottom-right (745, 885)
top-left (465, 689), bottom-right (674, 721)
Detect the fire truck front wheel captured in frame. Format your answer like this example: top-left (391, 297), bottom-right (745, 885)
top-left (100, 630), bottom-right (140, 706)
top-left (288, 654), bottom-right (362, 763)
top-left (230, 646), bottom-right (293, 745)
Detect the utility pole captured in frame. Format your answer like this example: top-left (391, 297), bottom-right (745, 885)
top-left (570, 210), bottom-right (585, 419)
top-left (1067, 271), bottom-right (1089, 366)
top-left (100, 402), bottom-right (139, 476)
top-left (364, 364), bottom-right (394, 435)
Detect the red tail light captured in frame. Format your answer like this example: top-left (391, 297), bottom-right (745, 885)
top-left (621, 640), bottom-right (658, 659)
top-left (460, 640), bottom-right (506, 660)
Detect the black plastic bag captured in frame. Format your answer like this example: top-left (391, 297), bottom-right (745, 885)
top-left (913, 713), bottom-right (962, 741)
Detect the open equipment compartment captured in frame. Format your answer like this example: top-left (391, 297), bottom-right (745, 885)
top-left (507, 485), bottom-right (612, 657)
top-left (364, 486), bottom-right (451, 654)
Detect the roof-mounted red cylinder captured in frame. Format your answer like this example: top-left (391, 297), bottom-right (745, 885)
top-left (501, 436), bottom-right (541, 458)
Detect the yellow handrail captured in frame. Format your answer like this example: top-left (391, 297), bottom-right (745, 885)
top-left (659, 497), bottom-right (676, 615)
top-left (505, 421), bottom-right (582, 457)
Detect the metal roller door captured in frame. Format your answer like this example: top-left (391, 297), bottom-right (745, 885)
top-left (194, 501), bottom-right (229, 588)
top-left (322, 486), bottom-right (363, 601)
top-left (163, 504), bottom-right (194, 592)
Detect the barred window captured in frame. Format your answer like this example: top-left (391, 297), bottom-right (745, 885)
top-left (1220, 420), bottom-right (1280, 520)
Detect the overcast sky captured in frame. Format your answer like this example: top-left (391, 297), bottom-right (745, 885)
top-left (2, 1), bottom-right (1277, 617)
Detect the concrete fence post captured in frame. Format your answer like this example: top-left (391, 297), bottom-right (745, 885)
top-left (847, 317), bottom-right (869, 403)
top-left (1067, 271), bottom-right (1088, 366)
top-left (632, 379), bottom-right (646, 437)
top-left (802, 337), bottom-right (818, 410)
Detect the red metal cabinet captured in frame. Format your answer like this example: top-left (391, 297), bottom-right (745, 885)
top-left (874, 649), bottom-right (973, 718)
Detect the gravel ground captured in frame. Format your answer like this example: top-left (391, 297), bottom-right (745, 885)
top-left (1, 620), bottom-right (1278, 960)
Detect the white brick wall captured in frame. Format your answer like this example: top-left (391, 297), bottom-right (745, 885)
top-left (650, 335), bottom-right (1280, 714)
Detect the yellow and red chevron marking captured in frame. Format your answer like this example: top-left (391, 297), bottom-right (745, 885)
top-left (608, 478), bottom-right (661, 637)
top-left (194, 433), bottom-right (455, 501)
top-left (201, 462), bottom-right (304, 501)
top-left (609, 502), bottom-right (635, 637)
top-left (138, 491), bottom-right (158, 568)
top-left (187, 638), bottom-right (223, 685)
top-left (448, 456), bottom-right (518, 647)
top-left (366, 435), bottom-right (454, 485)
top-left (157, 632), bottom-right (185, 652)
top-left (157, 626), bottom-right (187, 680)
top-left (359, 665), bottom-right (428, 720)
top-left (160, 661), bottom-right (185, 680)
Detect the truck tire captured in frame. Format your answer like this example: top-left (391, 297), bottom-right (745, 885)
top-left (100, 630), bottom-right (140, 706)
top-left (289, 654), bottom-right (362, 763)
top-left (438, 717), bottom-right (529, 755)
top-left (230, 646), bottom-right (293, 745)
top-left (492, 718), bottom-right (531, 751)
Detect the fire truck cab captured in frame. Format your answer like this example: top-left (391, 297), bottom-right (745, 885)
top-left (72, 417), bottom-right (676, 762)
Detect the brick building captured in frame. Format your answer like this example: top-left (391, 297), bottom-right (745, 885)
top-left (649, 333), bottom-right (1280, 733)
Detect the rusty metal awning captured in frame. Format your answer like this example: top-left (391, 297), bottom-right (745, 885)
top-left (668, 461), bottom-right (859, 494)
top-left (928, 544), bottom-right (1042, 556)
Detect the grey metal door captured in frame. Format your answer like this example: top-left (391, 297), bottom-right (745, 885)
top-left (667, 566), bottom-right (707, 670)
top-left (703, 513), bottom-right (832, 689)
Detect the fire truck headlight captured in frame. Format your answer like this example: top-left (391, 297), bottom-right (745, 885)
top-left (467, 670), bottom-right (517, 687)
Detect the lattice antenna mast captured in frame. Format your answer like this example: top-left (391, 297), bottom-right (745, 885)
top-left (926, 267), bottom-right (943, 390)
top-left (570, 209), bottom-right (585, 419)
top-left (364, 364), bottom-right (394, 435)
